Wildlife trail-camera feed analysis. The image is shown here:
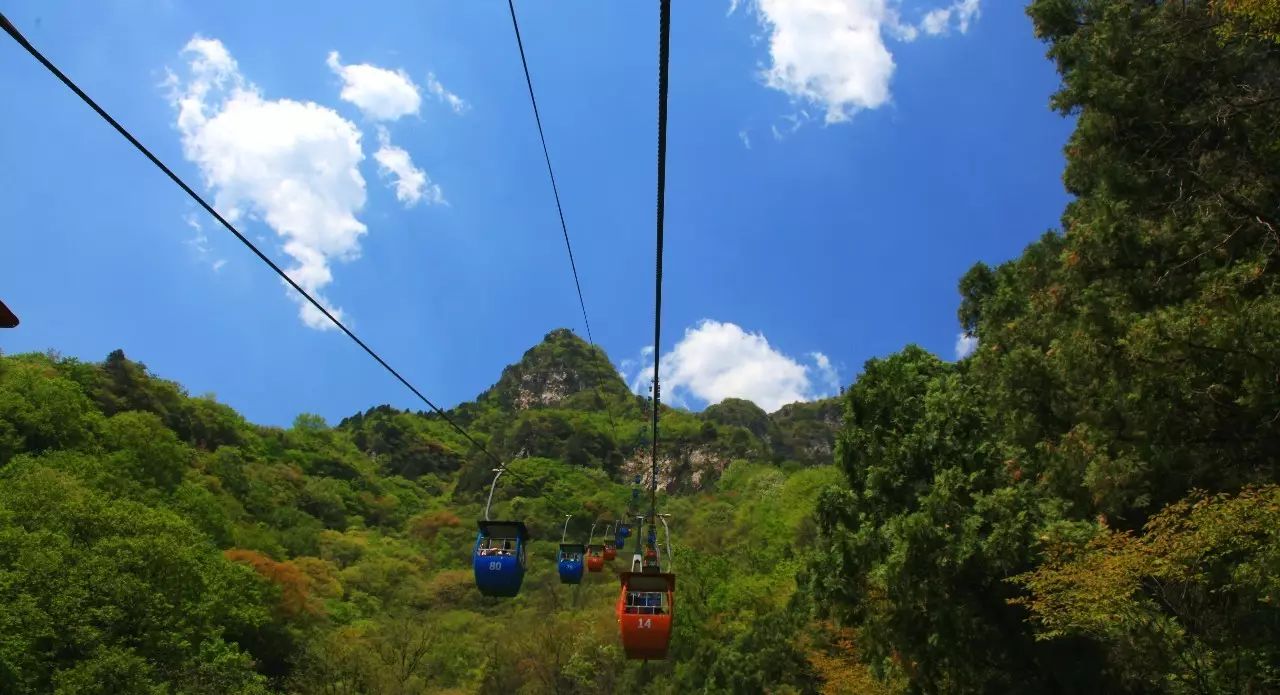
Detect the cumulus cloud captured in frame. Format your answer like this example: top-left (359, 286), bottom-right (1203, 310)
top-left (742, 0), bottom-right (981, 124)
top-left (754, 0), bottom-right (895, 123)
top-left (373, 127), bottom-right (443, 207)
top-left (955, 333), bottom-right (978, 359)
top-left (810, 351), bottom-right (841, 392)
top-left (921, 8), bottom-right (952, 35)
top-left (170, 36), bottom-right (368, 329)
top-left (326, 51), bottom-right (421, 121)
top-left (425, 72), bottom-right (469, 114)
top-left (617, 358), bottom-right (638, 382)
top-left (921, 0), bottom-right (981, 35)
top-left (623, 320), bottom-right (839, 412)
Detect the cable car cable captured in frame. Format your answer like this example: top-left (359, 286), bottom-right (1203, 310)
top-left (506, 0), bottom-right (593, 345)
top-left (4, 10), bottom-right (595, 535)
top-left (506, 0), bottom-right (632, 489)
top-left (648, 0), bottom-right (672, 531)
top-left (0, 12), bottom-right (511, 471)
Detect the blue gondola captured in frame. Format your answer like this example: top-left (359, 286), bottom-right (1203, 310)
top-left (473, 520), bottom-right (529, 597)
top-left (558, 542), bottom-right (585, 584)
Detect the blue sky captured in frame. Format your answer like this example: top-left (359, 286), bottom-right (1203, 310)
top-left (0, 0), bottom-right (1072, 425)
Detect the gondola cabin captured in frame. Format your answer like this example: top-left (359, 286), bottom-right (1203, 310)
top-left (586, 544), bottom-right (605, 572)
top-left (603, 540), bottom-right (618, 561)
top-left (616, 571), bottom-right (675, 660)
top-left (0, 299), bottom-right (18, 328)
top-left (473, 520), bottom-right (528, 597)
top-left (614, 528), bottom-right (626, 552)
top-left (558, 543), bottom-right (585, 584)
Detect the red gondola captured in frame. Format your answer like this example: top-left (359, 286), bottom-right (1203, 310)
top-left (603, 539), bottom-right (618, 561)
top-left (616, 571), bottom-right (675, 660)
top-left (586, 544), bottom-right (605, 572)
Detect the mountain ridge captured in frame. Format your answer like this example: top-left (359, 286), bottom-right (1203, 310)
top-left (340, 328), bottom-right (842, 492)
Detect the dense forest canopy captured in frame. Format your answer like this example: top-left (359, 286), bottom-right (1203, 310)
top-left (2, 0), bottom-right (1279, 692)
top-left (804, 0), bottom-right (1280, 691)
top-left (0, 334), bottom-right (845, 693)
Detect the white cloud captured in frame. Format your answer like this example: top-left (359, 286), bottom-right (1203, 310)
top-left (374, 127), bottom-right (443, 207)
top-left (184, 212), bottom-right (209, 253)
top-left (956, 0), bottom-right (980, 31)
top-left (326, 51), bottom-right (421, 121)
top-left (182, 210), bottom-right (226, 272)
top-left (625, 346), bottom-right (657, 395)
top-left (955, 333), bottom-right (978, 359)
top-left (921, 0), bottom-right (981, 35)
top-left (617, 358), bottom-right (638, 382)
top-left (809, 351), bottom-right (841, 393)
top-left (738, 129), bottom-right (752, 149)
top-left (743, 0), bottom-right (980, 124)
top-left (170, 36), bottom-right (367, 330)
top-left (752, 0), bottom-right (895, 123)
top-left (623, 320), bottom-right (837, 412)
top-left (425, 72), bottom-right (469, 114)
top-left (921, 8), bottom-right (951, 35)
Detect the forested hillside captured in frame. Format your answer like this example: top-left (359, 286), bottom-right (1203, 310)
top-left (0, 332), bottom-right (846, 694)
top-left (801, 1), bottom-right (1280, 692)
top-left (3, 1), bottom-right (1279, 693)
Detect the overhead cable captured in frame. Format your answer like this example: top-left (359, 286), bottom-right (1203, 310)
top-left (0, 12), bottom-right (506, 468)
top-left (506, 0), bottom-right (593, 344)
top-left (649, 0), bottom-right (672, 526)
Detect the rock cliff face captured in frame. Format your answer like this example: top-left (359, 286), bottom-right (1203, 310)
top-left (513, 368), bottom-right (570, 410)
top-left (477, 328), bottom-right (633, 411)
top-left (620, 444), bottom-right (733, 494)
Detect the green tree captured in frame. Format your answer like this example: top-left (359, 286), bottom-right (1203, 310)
top-left (0, 357), bottom-right (100, 465)
top-left (1015, 485), bottom-right (1280, 692)
top-left (102, 410), bottom-right (192, 493)
top-left (809, 349), bottom-right (1095, 692)
top-left (0, 467), bottom-right (273, 694)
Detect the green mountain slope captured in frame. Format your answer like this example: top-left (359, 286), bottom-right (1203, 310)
top-left (0, 338), bottom-right (842, 694)
top-left (340, 329), bottom-right (841, 500)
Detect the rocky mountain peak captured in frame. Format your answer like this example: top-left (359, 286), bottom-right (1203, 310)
top-left (479, 329), bottom-right (631, 411)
